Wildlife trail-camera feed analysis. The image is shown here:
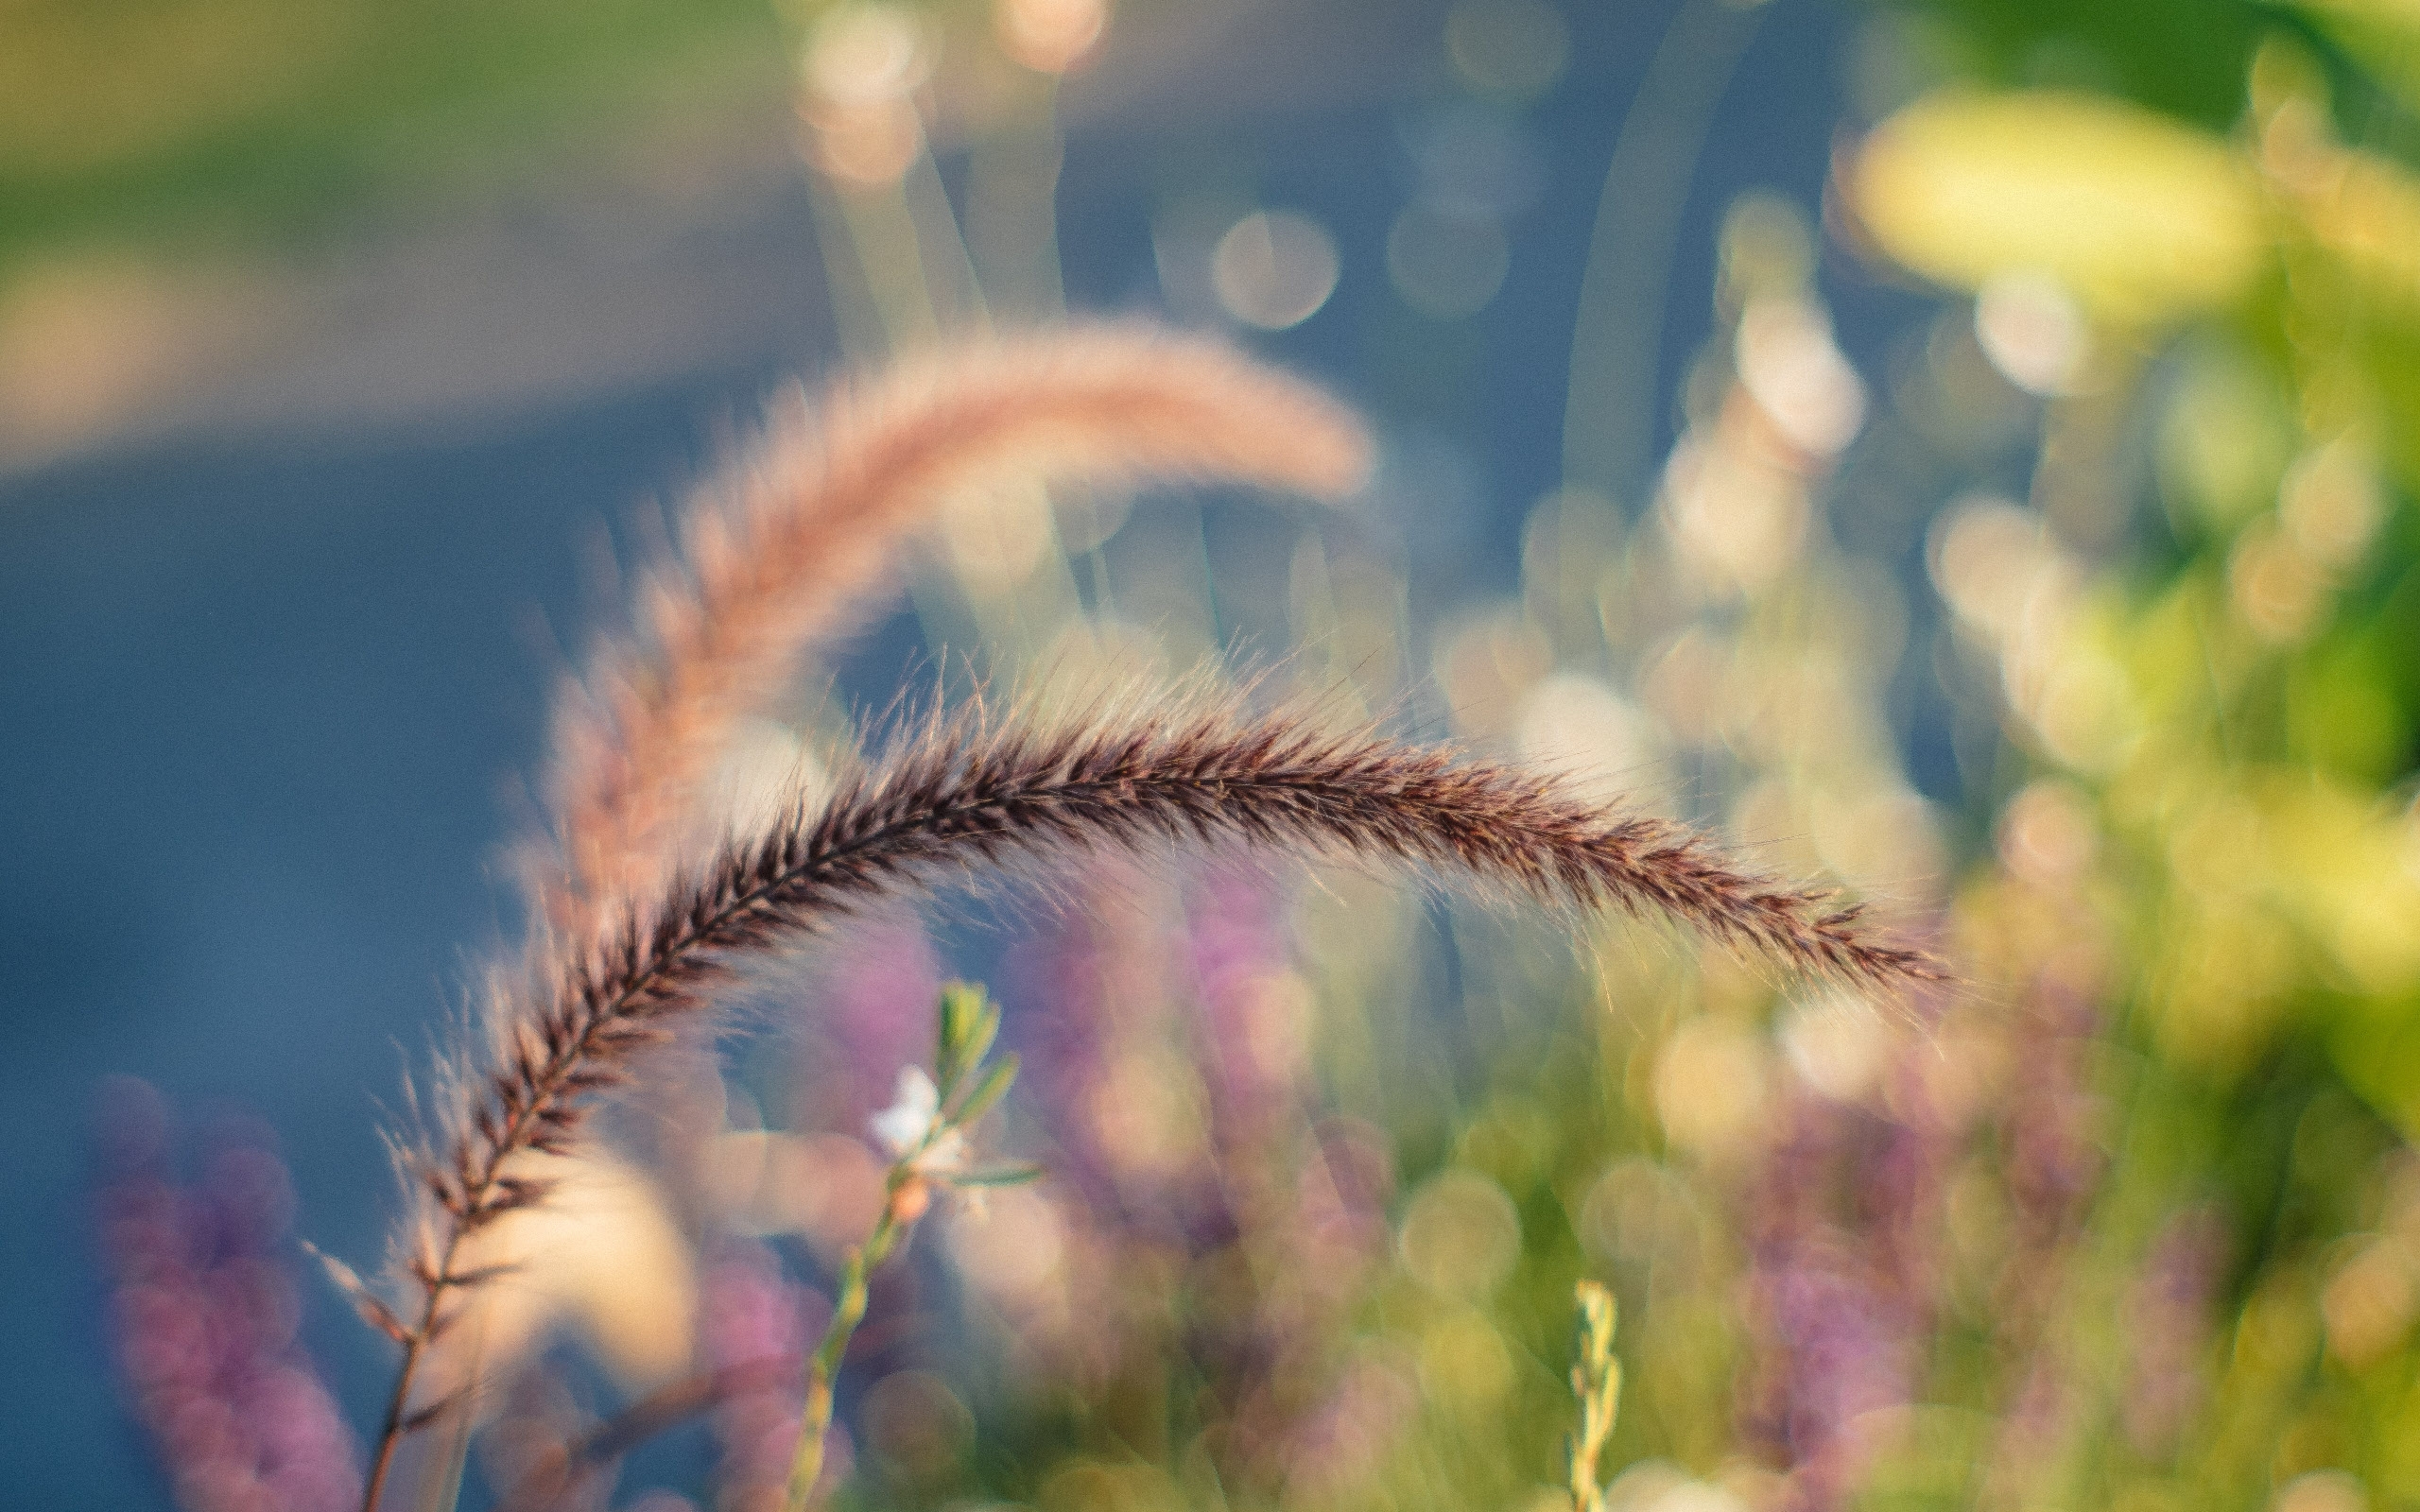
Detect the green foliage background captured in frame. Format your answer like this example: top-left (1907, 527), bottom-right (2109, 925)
top-left (0, 0), bottom-right (784, 268)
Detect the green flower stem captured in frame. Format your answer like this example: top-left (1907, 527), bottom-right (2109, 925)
top-left (781, 1166), bottom-right (924, 1512)
top-left (779, 987), bottom-right (1022, 1512)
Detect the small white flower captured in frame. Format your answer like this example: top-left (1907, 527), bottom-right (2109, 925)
top-left (870, 1066), bottom-right (966, 1174)
top-left (872, 1066), bottom-right (939, 1154)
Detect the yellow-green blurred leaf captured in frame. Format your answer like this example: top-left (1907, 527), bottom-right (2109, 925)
top-left (2286, 0), bottom-right (2420, 117)
top-left (2290, 0), bottom-right (2420, 24)
top-left (1851, 90), bottom-right (2264, 324)
top-left (2157, 339), bottom-right (2295, 534)
top-left (2263, 775), bottom-right (2420, 996)
top-left (2291, 146), bottom-right (2420, 316)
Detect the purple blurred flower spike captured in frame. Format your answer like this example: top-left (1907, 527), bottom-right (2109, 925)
top-left (1738, 1043), bottom-right (1957, 1511)
top-left (793, 917), bottom-right (942, 1134)
top-left (1190, 869), bottom-right (1297, 1140)
top-left (93, 1078), bottom-right (364, 1512)
top-left (703, 1240), bottom-right (835, 1511)
top-left (2121, 1207), bottom-right (2226, 1455)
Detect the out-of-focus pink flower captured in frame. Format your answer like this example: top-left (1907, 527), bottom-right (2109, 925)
top-left (1279, 1349), bottom-right (1418, 1498)
top-left (1737, 1116), bottom-right (1923, 1511)
top-left (1977, 963), bottom-right (2113, 1499)
top-left (700, 1241), bottom-right (838, 1512)
top-left (2121, 1207), bottom-right (2226, 1454)
top-left (791, 918), bottom-right (942, 1135)
top-left (1009, 872), bottom-right (1225, 1240)
top-left (706, 1238), bottom-right (827, 1509)
top-left (1000, 866), bottom-right (1393, 1495)
top-left (1190, 869), bottom-right (1298, 1134)
top-left (1737, 1004), bottom-right (1962, 1512)
top-left (93, 1077), bottom-right (362, 1512)
top-left (2001, 980), bottom-right (2104, 1262)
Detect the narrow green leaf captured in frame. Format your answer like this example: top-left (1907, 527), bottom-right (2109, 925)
top-left (934, 987), bottom-right (959, 1076)
top-left (949, 1161), bottom-right (1046, 1188)
top-left (935, 982), bottom-right (994, 1095)
top-left (959, 1005), bottom-right (1000, 1087)
top-left (948, 1051), bottom-right (1020, 1126)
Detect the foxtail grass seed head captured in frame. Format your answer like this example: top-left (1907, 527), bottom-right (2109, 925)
top-left (403, 689), bottom-right (1936, 1387)
top-left (542, 326), bottom-right (1374, 933)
